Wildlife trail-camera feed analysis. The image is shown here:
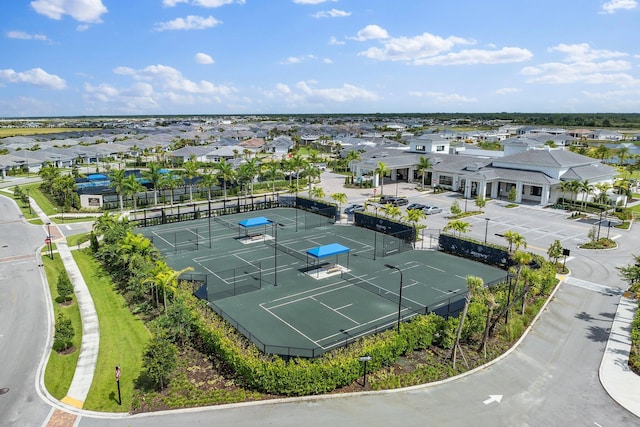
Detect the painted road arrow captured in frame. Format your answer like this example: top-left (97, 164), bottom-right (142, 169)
top-left (483, 395), bottom-right (503, 405)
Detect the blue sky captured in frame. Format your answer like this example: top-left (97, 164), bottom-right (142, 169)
top-left (1, 0), bottom-right (639, 117)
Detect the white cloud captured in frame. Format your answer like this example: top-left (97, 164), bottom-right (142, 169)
top-left (6, 30), bottom-right (50, 42)
top-left (293, 0), bottom-right (337, 4)
top-left (262, 81), bottom-right (379, 105)
top-left (496, 87), bottom-right (521, 95)
top-left (30, 0), bottom-right (107, 23)
top-left (77, 24), bottom-right (89, 31)
top-left (358, 31), bottom-right (474, 62)
top-left (195, 52), bottom-right (215, 64)
top-left (280, 54), bottom-right (317, 64)
top-left (312, 9), bottom-right (351, 18)
top-left (522, 43), bottom-right (638, 87)
top-left (164, 0), bottom-right (245, 6)
top-left (154, 15), bottom-right (221, 31)
top-left (549, 43), bottom-right (627, 62)
top-left (328, 36), bottom-right (344, 45)
top-left (0, 68), bottom-right (66, 89)
top-left (352, 24), bottom-right (389, 41)
top-left (601, 0), bottom-right (637, 13)
top-left (113, 64), bottom-right (231, 95)
top-left (415, 47), bottom-right (533, 65)
top-left (408, 91), bottom-right (477, 103)
top-left (323, 58), bottom-right (333, 64)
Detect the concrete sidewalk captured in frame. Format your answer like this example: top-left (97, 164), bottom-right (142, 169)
top-left (31, 196), bottom-right (100, 410)
top-left (600, 296), bottom-right (640, 417)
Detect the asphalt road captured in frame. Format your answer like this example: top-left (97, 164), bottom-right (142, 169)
top-left (0, 194), bottom-right (52, 426)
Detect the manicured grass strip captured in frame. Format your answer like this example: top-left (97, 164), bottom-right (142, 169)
top-left (66, 233), bottom-right (90, 248)
top-left (0, 127), bottom-right (100, 137)
top-left (51, 216), bottom-right (98, 224)
top-left (43, 253), bottom-right (82, 400)
top-left (73, 250), bottom-right (150, 412)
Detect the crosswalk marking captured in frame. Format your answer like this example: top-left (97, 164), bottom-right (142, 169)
top-left (563, 276), bottom-right (621, 295)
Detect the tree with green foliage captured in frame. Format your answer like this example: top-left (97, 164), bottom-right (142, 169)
top-left (503, 230), bottom-right (526, 253)
top-left (330, 192), bottom-right (347, 216)
top-left (53, 312), bottom-right (74, 352)
top-left (142, 334), bottom-right (177, 390)
top-left (261, 161), bottom-right (281, 195)
top-left (450, 199), bottom-right (462, 216)
top-left (374, 161), bottom-right (389, 197)
top-left (405, 206), bottom-right (426, 230)
top-left (110, 169), bottom-right (128, 211)
top-left (416, 156), bottom-right (432, 190)
top-left (142, 162), bottom-right (164, 206)
top-left (345, 150), bottom-right (361, 179)
top-left (451, 276), bottom-right (483, 369)
top-left (309, 186), bottom-right (325, 200)
top-left (123, 174), bottom-right (144, 211)
top-left (547, 240), bottom-right (563, 265)
top-left (474, 196), bottom-right (486, 212)
top-left (56, 271), bottom-right (74, 303)
top-left (215, 159), bottom-right (236, 200)
top-left (507, 187), bottom-right (517, 203)
top-left (444, 219), bottom-right (471, 237)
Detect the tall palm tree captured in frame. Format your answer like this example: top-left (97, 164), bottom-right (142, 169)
top-left (181, 158), bottom-right (200, 202)
top-left (617, 146), bottom-right (631, 166)
top-left (123, 173), bottom-right (144, 211)
top-left (444, 219), bottom-right (471, 237)
top-left (243, 157), bottom-right (261, 196)
top-left (331, 192), bottom-right (347, 216)
top-left (593, 144), bottom-right (611, 163)
top-left (374, 161), bottom-right (389, 197)
top-left (345, 150), bottom-right (361, 179)
top-left (143, 162), bottom-right (164, 206)
top-left (416, 156), bottom-right (432, 190)
top-left (215, 159), bottom-right (236, 200)
top-left (451, 275), bottom-right (483, 369)
top-left (568, 180), bottom-right (582, 209)
top-left (199, 170), bottom-right (218, 201)
top-left (383, 203), bottom-right (401, 220)
top-left (290, 153), bottom-right (307, 193)
top-left (262, 161), bottom-right (281, 195)
top-left (109, 169), bottom-right (128, 211)
top-left (594, 182), bottom-right (612, 204)
top-left (309, 186), bottom-right (325, 200)
top-left (503, 230), bottom-right (526, 253)
top-left (160, 172), bottom-right (182, 206)
top-left (305, 163), bottom-right (321, 193)
top-left (580, 179), bottom-right (594, 209)
top-left (405, 208), bottom-right (426, 238)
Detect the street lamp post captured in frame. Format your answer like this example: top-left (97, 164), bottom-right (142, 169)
top-left (46, 222), bottom-right (53, 259)
top-left (271, 221), bottom-right (284, 286)
top-left (484, 218), bottom-right (490, 244)
top-left (597, 207), bottom-right (604, 240)
top-left (26, 188), bottom-right (32, 214)
top-left (359, 355), bottom-right (372, 387)
top-left (384, 264), bottom-right (404, 334)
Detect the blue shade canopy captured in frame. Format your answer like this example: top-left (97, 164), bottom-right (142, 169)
top-left (306, 243), bottom-right (350, 259)
top-left (86, 173), bottom-right (108, 181)
top-left (238, 217), bottom-right (270, 228)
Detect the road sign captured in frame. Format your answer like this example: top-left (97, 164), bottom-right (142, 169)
top-left (44, 238), bottom-right (51, 245)
top-left (373, 188), bottom-right (377, 194)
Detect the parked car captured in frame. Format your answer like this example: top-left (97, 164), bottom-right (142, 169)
top-left (422, 206), bottom-right (442, 214)
top-left (344, 204), bottom-right (365, 214)
top-left (407, 203), bottom-right (425, 211)
top-left (379, 196), bottom-right (408, 206)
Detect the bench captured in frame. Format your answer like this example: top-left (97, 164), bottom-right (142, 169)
top-left (326, 266), bottom-right (341, 274)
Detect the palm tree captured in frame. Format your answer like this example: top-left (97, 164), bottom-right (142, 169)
top-left (241, 157), bottom-right (260, 196)
top-left (594, 182), bottom-right (612, 204)
top-left (160, 172), bottom-right (182, 206)
top-left (503, 230), bottom-right (526, 253)
top-left (109, 169), bottom-right (128, 211)
top-left (580, 179), bottom-right (594, 209)
top-left (143, 162), bottom-right (164, 206)
top-left (304, 163), bottom-right (321, 194)
top-left (519, 266), bottom-right (541, 315)
top-left (374, 161), bottom-right (389, 197)
top-left (568, 180), bottom-right (581, 209)
top-left (262, 161), bottom-right (281, 195)
top-left (383, 203), bottom-right (401, 220)
top-left (181, 158), bottom-right (200, 202)
top-left (290, 153), bottom-right (307, 193)
top-left (416, 156), bottom-right (432, 190)
top-left (451, 275), bottom-right (483, 369)
top-left (123, 173), bottom-right (144, 211)
top-left (345, 150), bottom-right (361, 179)
top-left (215, 159), bottom-right (236, 200)
top-left (199, 170), bottom-right (218, 201)
top-left (593, 144), bottom-right (611, 163)
top-left (331, 192), bottom-right (347, 216)
top-left (309, 186), bottom-right (325, 200)
top-left (443, 219), bottom-right (471, 237)
top-left (558, 181), bottom-right (571, 207)
top-left (617, 146), bottom-right (631, 166)
top-left (144, 263), bottom-right (194, 311)
top-left (405, 208), bottom-right (426, 239)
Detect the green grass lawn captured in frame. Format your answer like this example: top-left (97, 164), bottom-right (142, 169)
top-left (73, 250), bottom-right (150, 412)
top-left (43, 254), bottom-right (82, 400)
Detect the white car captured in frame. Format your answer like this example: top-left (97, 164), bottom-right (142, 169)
top-left (422, 206), bottom-right (442, 215)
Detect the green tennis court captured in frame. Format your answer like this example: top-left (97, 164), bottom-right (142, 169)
top-left (138, 207), bottom-right (506, 357)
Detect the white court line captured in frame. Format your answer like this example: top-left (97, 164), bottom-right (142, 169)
top-left (427, 265), bottom-right (446, 272)
top-left (312, 297), bottom-right (359, 325)
top-left (260, 305), bottom-right (321, 347)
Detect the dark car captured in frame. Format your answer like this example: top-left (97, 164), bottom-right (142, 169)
top-left (407, 203), bottom-right (425, 211)
top-left (392, 197), bottom-right (409, 206)
top-left (378, 195), bottom-right (396, 204)
top-left (344, 204), bottom-right (365, 214)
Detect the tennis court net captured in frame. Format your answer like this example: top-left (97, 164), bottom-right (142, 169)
top-left (263, 239), bottom-right (308, 263)
top-left (340, 271), bottom-right (426, 315)
top-left (214, 215), bottom-right (241, 233)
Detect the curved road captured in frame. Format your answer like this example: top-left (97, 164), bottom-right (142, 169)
top-left (0, 193), bottom-right (52, 426)
top-left (0, 174), bottom-right (638, 426)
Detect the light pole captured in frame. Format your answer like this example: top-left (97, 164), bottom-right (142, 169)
top-left (597, 207), bottom-right (604, 240)
top-left (385, 264), bottom-right (404, 334)
top-left (271, 221), bottom-right (284, 286)
top-left (484, 218), bottom-right (490, 244)
top-left (46, 222), bottom-right (53, 259)
top-left (359, 355), bottom-right (372, 387)
top-left (26, 188), bottom-right (32, 214)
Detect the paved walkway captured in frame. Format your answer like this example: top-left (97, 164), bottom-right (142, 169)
top-left (30, 196), bottom-right (100, 411)
top-left (21, 176), bottom-right (640, 423)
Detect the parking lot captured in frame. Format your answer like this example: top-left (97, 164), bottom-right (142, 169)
top-left (318, 171), bottom-right (620, 258)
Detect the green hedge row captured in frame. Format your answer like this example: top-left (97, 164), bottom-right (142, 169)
top-left (184, 294), bottom-right (458, 396)
top-left (630, 303), bottom-right (640, 376)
